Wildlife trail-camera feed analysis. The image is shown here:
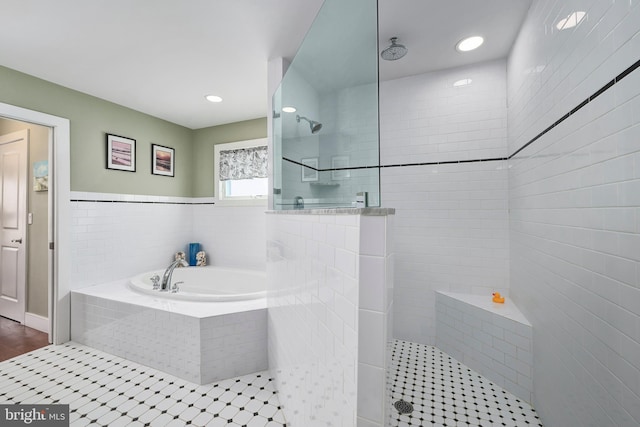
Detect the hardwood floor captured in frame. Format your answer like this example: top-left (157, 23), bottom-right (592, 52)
top-left (0, 316), bottom-right (50, 362)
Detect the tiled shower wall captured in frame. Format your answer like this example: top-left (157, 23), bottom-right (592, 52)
top-left (70, 192), bottom-right (266, 289)
top-left (508, 1), bottom-right (640, 426)
top-left (266, 211), bottom-right (394, 427)
top-left (379, 60), bottom-right (510, 345)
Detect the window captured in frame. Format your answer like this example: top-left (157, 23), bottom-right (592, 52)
top-left (214, 138), bottom-right (268, 206)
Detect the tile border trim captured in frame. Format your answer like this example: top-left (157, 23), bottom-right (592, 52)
top-left (283, 57), bottom-right (640, 171)
top-left (70, 191), bottom-right (215, 205)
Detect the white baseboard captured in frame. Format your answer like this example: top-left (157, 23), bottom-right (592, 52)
top-left (25, 312), bottom-right (49, 334)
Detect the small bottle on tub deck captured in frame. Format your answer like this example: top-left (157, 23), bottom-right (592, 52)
top-left (188, 243), bottom-right (201, 266)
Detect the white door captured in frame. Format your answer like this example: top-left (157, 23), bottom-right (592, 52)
top-left (0, 129), bottom-right (28, 323)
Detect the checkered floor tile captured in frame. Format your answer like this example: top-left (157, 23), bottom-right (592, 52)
top-left (0, 340), bottom-right (546, 426)
top-left (0, 343), bottom-right (285, 427)
top-left (388, 340), bottom-right (544, 427)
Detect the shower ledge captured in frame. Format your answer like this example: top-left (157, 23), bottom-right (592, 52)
top-left (436, 291), bottom-right (531, 326)
top-left (435, 291), bottom-right (533, 403)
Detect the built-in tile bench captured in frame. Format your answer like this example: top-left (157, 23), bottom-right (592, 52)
top-left (435, 291), bottom-right (533, 403)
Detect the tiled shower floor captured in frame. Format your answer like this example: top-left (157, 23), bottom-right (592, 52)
top-left (388, 340), bottom-right (544, 427)
top-left (0, 340), bottom-right (544, 426)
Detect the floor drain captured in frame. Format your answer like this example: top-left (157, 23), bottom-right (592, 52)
top-left (394, 399), bottom-right (413, 414)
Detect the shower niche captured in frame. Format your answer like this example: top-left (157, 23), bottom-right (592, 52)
top-left (272, 0), bottom-right (380, 210)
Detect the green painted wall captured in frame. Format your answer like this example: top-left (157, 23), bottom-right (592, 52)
top-left (0, 65), bottom-right (194, 197)
top-left (192, 118), bottom-right (267, 197)
top-left (0, 66), bottom-right (266, 319)
top-left (0, 65), bottom-right (268, 198)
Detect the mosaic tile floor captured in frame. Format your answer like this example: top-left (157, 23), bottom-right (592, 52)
top-left (0, 340), bottom-right (545, 426)
top-left (0, 343), bottom-right (286, 427)
top-left (388, 340), bottom-right (544, 427)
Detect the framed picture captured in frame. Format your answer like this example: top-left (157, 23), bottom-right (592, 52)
top-left (106, 134), bottom-right (136, 172)
top-left (331, 156), bottom-right (350, 180)
top-left (151, 144), bottom-right (175, 177)
top-left (301, 157), bottom-right (318, 182)
top-left (33, 160), bottom-right (48, 192)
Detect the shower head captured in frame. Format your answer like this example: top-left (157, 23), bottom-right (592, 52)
top-left (296, 115), bottom-right (323, 134)
top-left (380, 37), bottom-right (408, 61)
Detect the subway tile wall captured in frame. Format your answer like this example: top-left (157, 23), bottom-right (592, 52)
top-left (266, 212), bottom-right (361, 427)
top-left (265, 211), bottom-right (394, 427)
top-left (70, 192), bottom-right (266, 289)
top-left (380, 61), bottom-right (510, 346)
top-left (381, 60), bottom-right (508, 165)
top-left (69, 193), bottom-right (192, 288)
top-left (357, 214), bottom-right (394, 427)
top-left (508, 1), bottom-right (640, 426)
top-left (381, 163), bottom-right (509, 345)
top-left (191, 204), bottom-right (266, 270)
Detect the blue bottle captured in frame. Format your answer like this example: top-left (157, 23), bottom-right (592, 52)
top-left (188, 243), bottom-right (200, 266)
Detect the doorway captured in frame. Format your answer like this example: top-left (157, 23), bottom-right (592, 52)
top-left (0, 102), bottom-right (71, 346)
top-left (1, 122), bottom-right (52, 343)
top-left (0, 129), bottom-right (29, 325)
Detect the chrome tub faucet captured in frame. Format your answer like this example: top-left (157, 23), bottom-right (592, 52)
top-left (160, 258), bottom-right (188, 291)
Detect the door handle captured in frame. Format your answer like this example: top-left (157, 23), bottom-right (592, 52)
top-left (11, 238), bottom-right (22, 244)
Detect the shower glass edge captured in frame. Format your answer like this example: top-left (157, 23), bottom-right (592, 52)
top-left (272, 0), bottom-right (380, 210)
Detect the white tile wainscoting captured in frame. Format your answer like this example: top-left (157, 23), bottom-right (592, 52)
top-left (266, 208), bottom-right (394, 427)
top-left (69, 192), bottom-right (266, 290)
top-left (435, 291), bottom-right (533, 403)
top-left (71, 281), bottom-right (267, 385)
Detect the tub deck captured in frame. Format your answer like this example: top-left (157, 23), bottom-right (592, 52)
top-left (71, 279), bottom-right (267, 385)
top-left (74, 279), bottom-right (266, 317)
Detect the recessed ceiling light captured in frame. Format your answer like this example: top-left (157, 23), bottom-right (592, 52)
top-left (456, 36), bottom-right (484, 52)
top-left (556, 11), bottom-right (586, 30)
top-left (453, 78), bottom-right (472, 87)
top-left (205, 95), bottom-right (223, 103)
top-left (282, 106), bottom-right (297, 113)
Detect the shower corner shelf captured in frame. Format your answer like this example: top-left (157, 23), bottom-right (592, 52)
top-left (309, 182), bottom-right (340, 187)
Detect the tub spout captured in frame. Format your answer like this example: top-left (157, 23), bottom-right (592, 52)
top-left (161, 259), bottom-right (188, 291)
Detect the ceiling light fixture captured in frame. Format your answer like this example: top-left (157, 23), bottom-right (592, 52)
top-left (205, 95), bottom-right (223, 103)
top-left (456, 36), bottom-right (484, 52)
top-left (556, 11), bottom-right (586, 30)
top-left (282, 106), bottom-right (297, 113)
top-left (453, 78), bottom-right (472, 87)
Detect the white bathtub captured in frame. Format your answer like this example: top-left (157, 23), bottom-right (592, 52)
top-left (71, 266), bottom-right (268, 384)
top-left (128, 266), bottom-right (266, 301)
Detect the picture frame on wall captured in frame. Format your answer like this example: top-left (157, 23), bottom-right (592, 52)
top-left (106, 133), bottom-right (136, 172)
top-left (151, 144), bottom-right (175, 177)
top-left (301, 157), bottom-right (319, 182)
top-left (331, 155), bottom-right (350, 180)
top-left (33, 160), bottom-right (48, 192)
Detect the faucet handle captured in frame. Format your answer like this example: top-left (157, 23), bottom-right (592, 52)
top-left (150, 274), bottom-right (161, 290)
top-left (171, 282), bottom-right (183, 293)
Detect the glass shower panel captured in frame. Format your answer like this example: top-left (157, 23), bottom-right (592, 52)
top-left (273, 0), bottom-right (379, 210)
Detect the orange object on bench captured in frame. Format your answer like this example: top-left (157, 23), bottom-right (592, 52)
top-left (492, 292), bottom-right (505, 303)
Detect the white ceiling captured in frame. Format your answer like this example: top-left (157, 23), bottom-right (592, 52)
top-left (378, 0), bottom-right (532, 81)
top-left (0, 0), bottom-right (531, 130)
